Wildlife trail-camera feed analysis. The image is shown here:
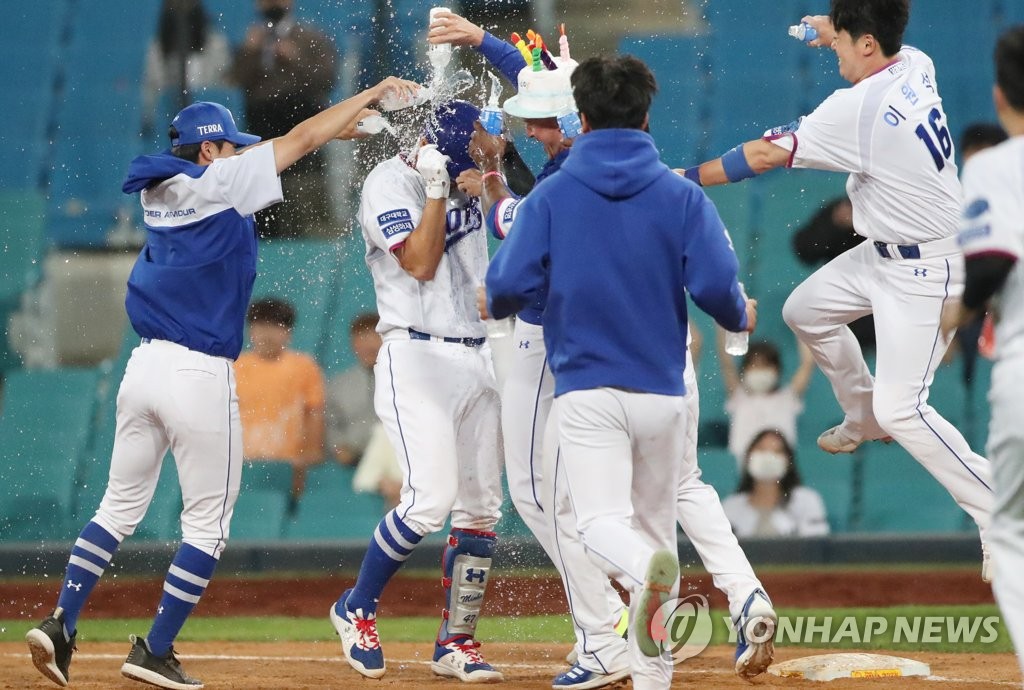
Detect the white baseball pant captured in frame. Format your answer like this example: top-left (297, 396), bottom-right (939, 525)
top-left (986, 354), bottom-right (1024, 678)
top-left (783, 239), bottom-right (992, 536)
top-left (558, 387), bottom-right (685, 690)
top-left (374, 337), bottom-right (503, 536)
top-left (94, 339), bottom-right (242, 558)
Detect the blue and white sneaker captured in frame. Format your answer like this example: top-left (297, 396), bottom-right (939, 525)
top-left (552, 663), bottom-right (630, 688)
top-left (329, 589), bottom-right (385, 679)
top-left (432, 636), bottom-right (503, 683)
top-left (733, 588), bottom-right (777, 679)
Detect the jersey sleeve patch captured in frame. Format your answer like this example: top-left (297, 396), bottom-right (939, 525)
top-left (378, 208), bottom-right (415, 239)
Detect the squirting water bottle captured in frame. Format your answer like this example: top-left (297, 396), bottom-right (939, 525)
top-left (378, 84), bottom-right (433, 112)
top-left (479, 73), bottom-right (504, 135)
top-left (788, 22), bottom-right (818, 43)
top-left (428, 7), bottom-right (453, 72)
top-left (557, 107), bottom-right (582, 139)
top-left (724, 282), bottom-right (750, 356)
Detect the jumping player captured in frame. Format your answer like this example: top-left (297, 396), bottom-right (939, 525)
top-left (680, 0), bottom-right (993, 575)
top-left (328, 101), bottom-right (505, 683)
top-left (948, 24), bottom-right (1024, 677)
top-left (488, 54), bottom-right (757, 690)
top-left (24, 76), bottom-right (419, 689)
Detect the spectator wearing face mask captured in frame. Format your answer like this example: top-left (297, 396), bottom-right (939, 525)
top-left (722, 429), bottom-right (830, 538)
top-left (717, 330), bottom-right (815, 468)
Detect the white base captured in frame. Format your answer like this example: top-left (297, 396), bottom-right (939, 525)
top-left (769, 653), bottom-right (931, 681)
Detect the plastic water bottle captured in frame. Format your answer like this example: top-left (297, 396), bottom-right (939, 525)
top-left (788, 22), bottom-right (818, 42)
top-left (378, 84), bottom-right (432, 112)
top-left (355, 115), bottom-right (397, 136)
top-left (557, 107), bottom-right (582, 139)
top-left (724, 282), bottom-right (750, 356)
top-left (479, 73), bottom-right (504, 135)
top-left (428, 7), bottom-right (453, 72)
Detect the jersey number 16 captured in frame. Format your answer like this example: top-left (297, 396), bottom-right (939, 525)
top-left (915, 107), bottom-right (953, 171)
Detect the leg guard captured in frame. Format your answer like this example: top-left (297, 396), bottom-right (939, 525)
top-left (438, 528), bottom-right (497, 641)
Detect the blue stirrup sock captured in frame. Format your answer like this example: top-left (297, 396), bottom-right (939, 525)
top-left (345, 510), bottom-right (423, 614)
top-left (146, 543), bottom-right (218, 656)
top-left (56, 521), bottom-right (122, 639)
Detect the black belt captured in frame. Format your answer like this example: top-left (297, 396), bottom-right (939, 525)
top-left (408, 327), bottom-right (485, 347)
top-left (873, 241), bottom-right (921, 260)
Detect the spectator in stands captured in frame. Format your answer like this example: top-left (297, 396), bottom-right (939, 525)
top-left (326, 312), bottom-right (380, 466)
top-left (235, 297), bottom-right (326, 498)
top-left (792, 196), bottom-right (876, 350)
top-left (232, 0), bottom-right (338, 239)
top-left (723, 429), bottom-right (830, 538)
top-left (717, 331), bottom-right (815, 467)
top-left (142, 0), bottom-right (231, 137)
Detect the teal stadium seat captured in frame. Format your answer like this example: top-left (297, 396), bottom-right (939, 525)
top-left (231, 490), bottom-right (290, 540)
top-left (321, 232), bottom-right (379, 374)
top-left (288, 462), bottom-right (387, 539)
top-left (695, 447), bottom-right (740, 498)
top-left (240, 460), bottom-right (296, 496)
top-left (0, 368), bottom-right (101, 541)
top-left (796, 447), bottom-right (854, 532)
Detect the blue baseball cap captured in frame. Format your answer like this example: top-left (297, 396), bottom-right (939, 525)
top-left (169, 102), bottom-right (261, 148)
top-left (425, 100), bottom-right (481, 180)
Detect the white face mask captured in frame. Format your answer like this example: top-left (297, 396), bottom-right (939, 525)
top-left (747, 450), bottom-right (789, 481)
top-left (743, 368), bottom-right (779, 394)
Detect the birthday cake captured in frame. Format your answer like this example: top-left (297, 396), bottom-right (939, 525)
top-left (502, 27), bottom-right (579, 119)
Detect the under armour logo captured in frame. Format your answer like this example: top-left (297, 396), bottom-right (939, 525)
top-left (464, 568), bottom-right (486, 583)
top-left (518, 340), bottom-right (530, 349)
top-left (158, 606), bottom-right (164, 615)
top-left (65, 580), bottom-right (82, 592)
top-left (913, 268), bottom-right (927, 277)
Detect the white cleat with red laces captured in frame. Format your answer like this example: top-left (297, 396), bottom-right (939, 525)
top-left (330, 589), bottom-right (385, 679)
top-left (432, 637), bottom-right (504, 683)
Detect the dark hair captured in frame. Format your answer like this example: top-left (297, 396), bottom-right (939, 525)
top-left (740, 340), bottom-right (782, 373)
top-left (959, 122), bottom-right (1008, 157)
top-left (168, 125), bottom-right (228, 162)
top-left (247, 297), bottom-right (296, 329)
top-left (736, 429), bottom-right (802, 503)
top-left (995, 25), bottom-right (1024, 111)
top-left (349, 312), bottom-right (379, 336)
top-left (570, 55), bottom-right (657, 130)
top-left (830, 0), bottom-right (909, 57)
top-left (158, 0), bottom-right (208, 57)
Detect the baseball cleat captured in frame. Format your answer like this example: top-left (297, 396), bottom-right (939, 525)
top-left (734, 588), bottom-right (777, 679)
top-left (120, 634), bottom-right (203, 689)
top-left (565, 608), bottom-right (628, 666)
top-left (635, 549), bottom-right (680, 658)
top-left (982, 544), bottom-right (993, 583)
top-left (552, 662), bottom-right (630, 688)
top-left (25, 607), bottom-right (75, 688)
top-left (432, 637), bottom-right (504, 683)
top-left (330, 590), bottom-right (385, 679)
top-left (816, 425), bottom-right (860, 454)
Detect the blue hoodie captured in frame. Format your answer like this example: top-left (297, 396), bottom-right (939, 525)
top-left (486, 128), bottom-right (747, 397)
top-left (122, 152), bottom-right (260, 359)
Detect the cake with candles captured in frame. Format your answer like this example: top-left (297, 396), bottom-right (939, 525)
top-left (502, 25), bottom-right (579, 119)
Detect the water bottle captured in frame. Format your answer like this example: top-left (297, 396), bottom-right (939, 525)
top-left (378, 84), bottom-right (432, 112)
top-left (479, 73), bottom-right (504, 135)
top-left (356, 115), bottom-right (387, 135)
top-left (428, 7), bottom-right (453, 71)
top-left (788, 22), bottom-right (818, 43)
top-left (557, 107), bottom-right (582, 139)
top-left (724, 282), bottom-right (750, 356)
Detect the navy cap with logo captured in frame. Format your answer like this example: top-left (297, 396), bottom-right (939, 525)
top-left (424, 100), bottom-right (481, 181)
top-left (169, 102), bottom-right (261, 148)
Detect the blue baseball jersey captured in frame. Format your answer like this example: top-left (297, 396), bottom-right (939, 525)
top-left (121, 143), bottom-right (283, 359)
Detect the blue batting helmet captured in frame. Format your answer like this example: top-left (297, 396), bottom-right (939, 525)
top-left (425, 100), bottom-right (481, 181)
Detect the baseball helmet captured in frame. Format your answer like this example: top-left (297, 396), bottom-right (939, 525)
top-left (424, 100), bottom-right (481, 180)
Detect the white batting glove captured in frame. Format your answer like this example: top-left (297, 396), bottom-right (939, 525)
top-left (416, 144), bottom-right (451, 199)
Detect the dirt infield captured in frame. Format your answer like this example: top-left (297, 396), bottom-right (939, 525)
top-left (0, 568), bottom-right (995, 620)
top-left (1, 641), bottom-right (1019, 689)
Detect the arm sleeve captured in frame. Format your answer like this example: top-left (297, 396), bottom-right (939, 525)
top-left (209, 143), bottom-right (284, 216)
top-left (477, 31), bottom-right (527, 86)
top-left (485, 192), bottom-right (550, 319)
top-left (682, 190), bottom-right (748, 331)
top-left (359, 171), bottom-right (424, 253)
top-left (487, 196), bottom-right (521, 239)
top-left (772, 91), bottom-right (863, 173)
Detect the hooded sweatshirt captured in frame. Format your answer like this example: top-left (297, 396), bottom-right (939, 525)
top-left (121, 144), bottom-right (282, 358)
top-left (486, 128), bottom-right (746, 397)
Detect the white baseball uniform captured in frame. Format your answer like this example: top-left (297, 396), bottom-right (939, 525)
top-left (773, 46), bottom-right (992, 536)
top-left (958, 135), bottom-right (1024, 675)
top-left (359, 156), bottom-right (503, 536)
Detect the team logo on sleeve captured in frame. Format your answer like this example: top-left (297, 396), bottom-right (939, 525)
top-left (378, 208), bottom-right (415, 239)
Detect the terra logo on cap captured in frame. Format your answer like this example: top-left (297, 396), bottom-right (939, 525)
top-left (170, 102), bottom-right (261, 148)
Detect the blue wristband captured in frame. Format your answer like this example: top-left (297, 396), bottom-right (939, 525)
top-left (683, 166), bottom-right (702, 186)
top-left (721, 145), bottom-right (757, 183)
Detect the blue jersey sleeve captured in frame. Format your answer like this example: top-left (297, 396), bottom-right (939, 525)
top-left (485, 192), bottom-right (550, 320)
top-left (477, 31), bottom-right (526, 87)
top-left (682, 188), bottom-right (748, 331)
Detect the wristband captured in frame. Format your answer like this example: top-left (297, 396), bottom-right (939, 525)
top-left (682, 166), bottom-right (702, 186)
top-left (721, 144), bottom-right (757, 183)
top-left (481, 170), bottom-right (505, 182)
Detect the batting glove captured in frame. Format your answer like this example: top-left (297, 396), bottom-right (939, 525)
top-left (416, 144), bottom-right (451, 199)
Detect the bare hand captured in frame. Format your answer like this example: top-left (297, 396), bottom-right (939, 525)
top-left (477, 286), bottom-right (490, 320)
top-left (744, 298), bottom-right (758, 333)
top-left (801, 14), bottom-right (836, 48)
top-left (427, 9), bottom-right (485, 48)
top-left (940, 298), bottom-right (968, 342)
top-left (469, 121), bottom-right (506, 170)
top-left (368, 76), bottom-right (422, 107)
top-left (336, 108), bottom-right (380, 141)
top-left (456, 168), bottom-right (483, 197)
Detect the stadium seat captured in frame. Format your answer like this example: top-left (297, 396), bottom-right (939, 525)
top-left (695, 447), bottom-right (740, 498)
top-left (288, 462), bottom-right (387, 539)
top-left (231, 490), bottom-right (291, 540)
top-left (240, 461), bottom-right (296, 496)
top-left (797, 447), bottom-right (854, 533)
top-left (320, 232), bottom-right (380, 374)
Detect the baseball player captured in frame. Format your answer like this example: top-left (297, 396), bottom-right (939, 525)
top-left (329, 100), bottom-right (505, 684)
top-left (436, 11), bottom-right (777, 683)
top-left (487, 54), bottom-right (757, 690)
top-left (947, 24), bottom-right (1024, 677)
top-left (681, 0), bottom-right (993, 574)
top-left (24, 77), bottom-right (418, 689)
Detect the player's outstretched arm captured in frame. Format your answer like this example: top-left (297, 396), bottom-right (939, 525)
top-left (271, 76), bottom-right (420, 174)
top-left (469, 122), bottom-right (513, 220)
top-left (676, 138), bottom-right (792, 187)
